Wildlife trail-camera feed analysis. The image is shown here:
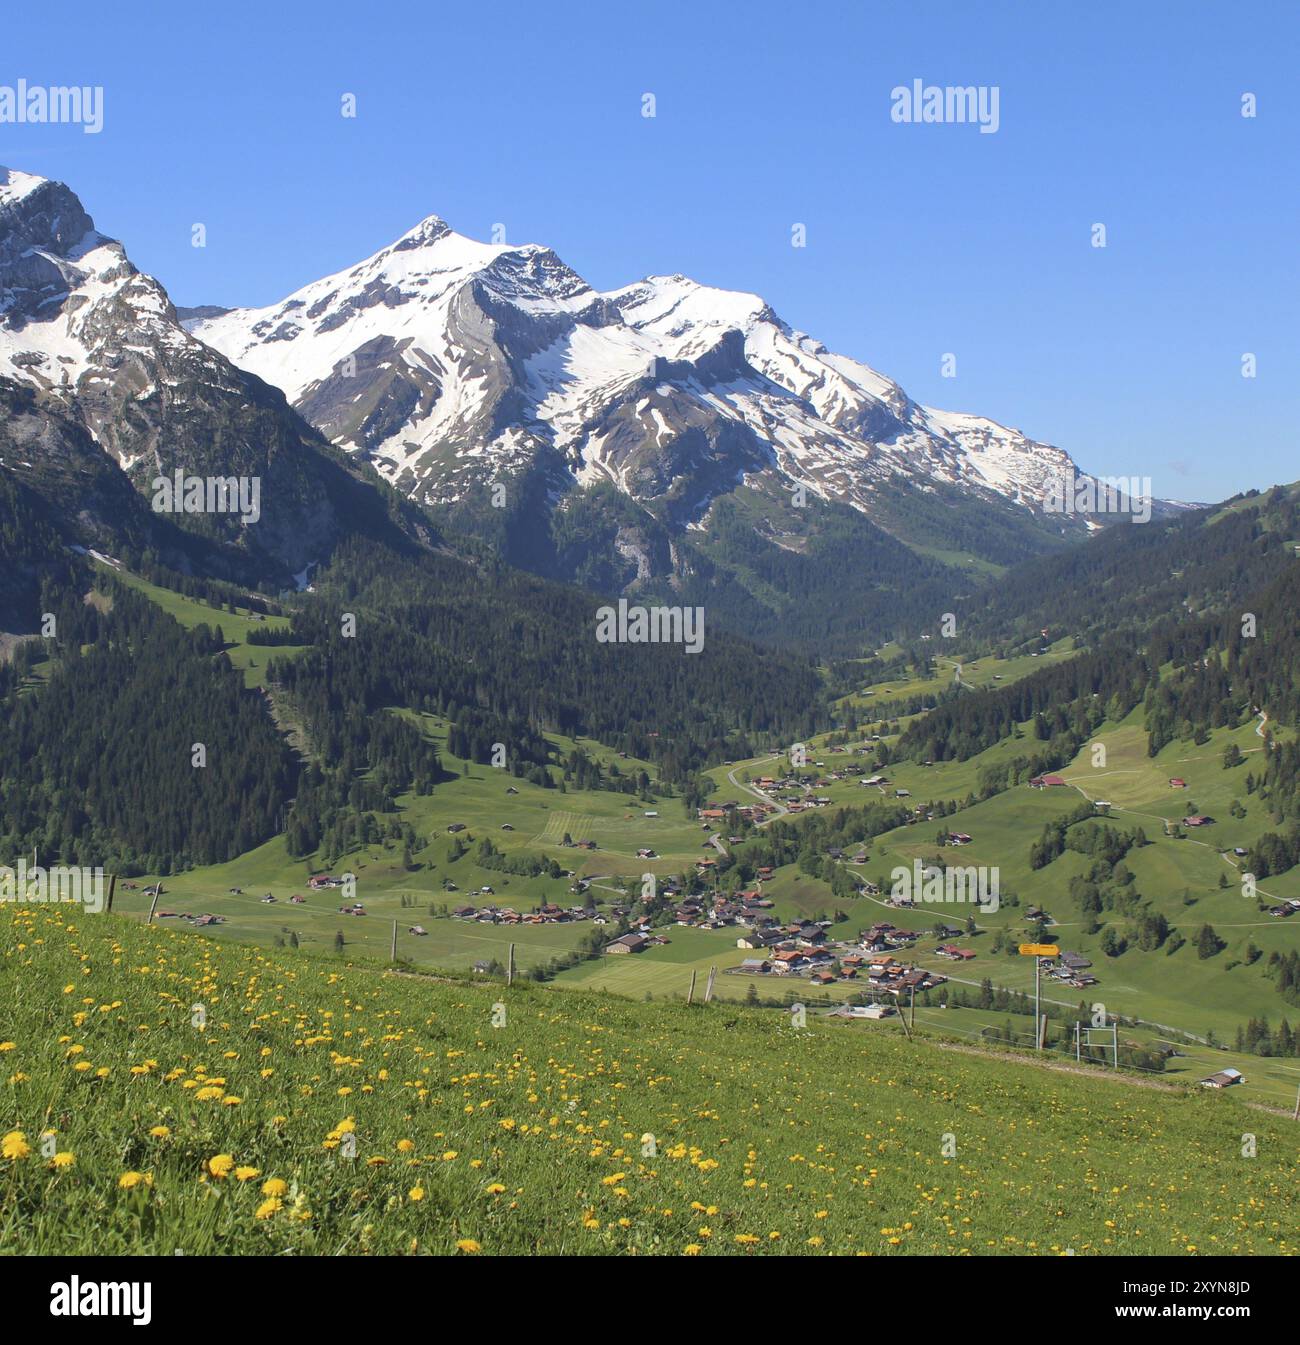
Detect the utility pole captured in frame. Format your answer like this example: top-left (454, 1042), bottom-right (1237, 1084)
top-left (1037, 957), bottom-right (1048, 1049)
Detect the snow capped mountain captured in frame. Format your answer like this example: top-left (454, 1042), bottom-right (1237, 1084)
top-left (0, 167), bottom-right (421, 579)
top-left (192, 211), bottom-right (1091, 526)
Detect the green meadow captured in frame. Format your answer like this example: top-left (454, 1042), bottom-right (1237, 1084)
top-left (3, 900), bottom-right (1297, 1256)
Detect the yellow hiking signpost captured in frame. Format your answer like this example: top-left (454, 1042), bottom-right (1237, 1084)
top-left (1018, 944), bottom-right (1060, 1047)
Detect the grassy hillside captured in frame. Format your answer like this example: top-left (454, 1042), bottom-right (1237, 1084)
top-left (3, 902), bottom-right (1296, 1255)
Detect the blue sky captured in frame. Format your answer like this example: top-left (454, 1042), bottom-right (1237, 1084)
top-left (3, 0), bottom-right (1295, 503)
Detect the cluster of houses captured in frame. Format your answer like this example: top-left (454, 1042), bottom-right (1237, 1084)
top-left (308, 874), bottom-right (348, 890)
top-left (1267, 898), bottom-right (1300, 918)
top-left (1044, 950), bottom-right (1098, 988)
top-left (723, 917), bottom-right (950, 993)
top-left (452, 900), bottom-right (618, 927)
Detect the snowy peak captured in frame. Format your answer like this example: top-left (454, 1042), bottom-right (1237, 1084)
top-left (0, 168), bottom-right (419, 579)
top-left (189, 207), bottom-right (1127, 535)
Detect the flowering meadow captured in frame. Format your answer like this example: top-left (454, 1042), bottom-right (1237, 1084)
top-left (1, 903), bottom-right (1296, 1255)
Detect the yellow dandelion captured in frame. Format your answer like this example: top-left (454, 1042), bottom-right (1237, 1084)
top-left (3, 1131), bottom-right (32, 1161)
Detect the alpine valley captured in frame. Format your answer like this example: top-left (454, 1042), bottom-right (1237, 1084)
top-left (5, 163), bottom-right (1300, 1261)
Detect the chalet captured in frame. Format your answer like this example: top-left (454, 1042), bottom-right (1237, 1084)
top-left (810, 971), bottom-right (836, 985)
top-left (1169, 778), bottom-right (1187, 789)
top-left (772, 950), bottom-right (807, 973)
top-left (1268, 905), bottom-right (1295, 918)
top-left (738, 958), bottom-right (771, 974)
top-left (472, 960), bottom-right (494, 974)
top-left (1182, 815), bottom-right (1213, 828)
top-left (446, 823), bottom-right (467, 833)
top-left (644, 810), bottom-right (659, 817)
top-left (1199, 1068), bottom-right (1244, 1089)
top-left (736, 931), bottom-right (779, 950)
top-left (289, 894), bottom-right (305, 904)
top-left (452, 904), bottom-right (476, 919)
top-left (408, 925), bottom-right (428, 936)
top-left (935, 945), bottom-right (976, 961)
top-left (947, 833), bottom-right (972, 846)
top-left (895, 788), bottom-right (911, 798)
top-left (699, 808), bottom-right (727, 822)
top-left (1059, 951), bottom-right (1092, 970)
top-left (606, 933), bottom-right (650, 955)
top-left (1029, 774), bottom-right (1066, 788)
top-left (756, 867), bottom-right (774, 879)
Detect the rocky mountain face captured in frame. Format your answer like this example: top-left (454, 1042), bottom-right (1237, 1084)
top-left (0, 168), bottom-right (424, 586)
top-left (189, 209), bottom-right (1188, 640)
top-left (190, 214), bottom-right (1135, 527)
